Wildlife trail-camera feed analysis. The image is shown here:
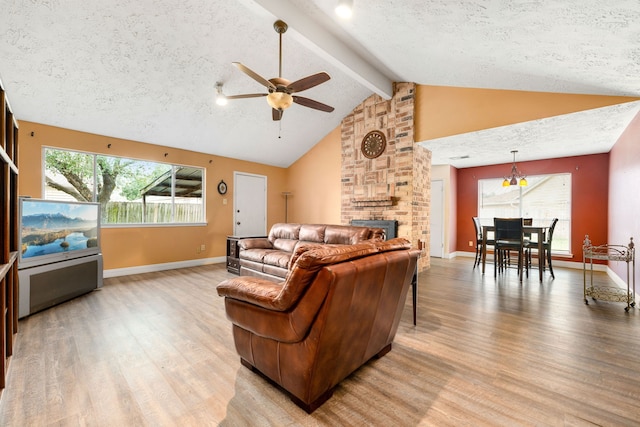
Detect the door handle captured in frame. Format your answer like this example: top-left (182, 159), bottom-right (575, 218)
top-left (236, 222), bottom-right (241, 225)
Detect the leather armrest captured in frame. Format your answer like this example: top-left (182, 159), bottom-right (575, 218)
top-left (217, 276), bottom-right (284, 310)
top-left (238, 238), bottom-right (272, 250)
top-left (218, 270), bottom-right (331, 343)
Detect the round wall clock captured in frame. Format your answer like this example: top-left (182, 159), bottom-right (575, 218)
top-left (217, 180), bottom-right (227, 195)
top-left (361, 130), bottom-right (386, 159)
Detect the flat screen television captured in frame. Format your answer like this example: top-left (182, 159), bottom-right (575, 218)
top-left (19, 198), bottom-right (101, 269)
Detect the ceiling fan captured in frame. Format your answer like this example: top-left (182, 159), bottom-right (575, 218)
top-left (226, 20), bottom-right (335, 121)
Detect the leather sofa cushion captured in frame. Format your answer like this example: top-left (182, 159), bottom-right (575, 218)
top-left (268, 223), bottom-right (301, 243)
top-left (240, 248), bottom-right (271, 263)
top-left (263, 250), bottom-right (291, 269)
top-left (263, 264), bottom-right (288, 278)
top-left (239, 259), bottom-right (265, 272)
top-left (324, 226), bottom-right (370, 245)
top-left (298, 224), bottom-right (326, 242)
top-left (272, 238), bottom-right (298, 253)
top-left (239, 238), bottom-right (273, 250)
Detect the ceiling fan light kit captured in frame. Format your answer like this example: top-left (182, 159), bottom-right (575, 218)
top-left (267, 92), bottom-right (293, 110)
top-left (225, 20), bottom-right (335, 121)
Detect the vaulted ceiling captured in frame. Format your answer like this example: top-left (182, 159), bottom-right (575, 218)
top-left (1, 0), bottom-right (639, 168)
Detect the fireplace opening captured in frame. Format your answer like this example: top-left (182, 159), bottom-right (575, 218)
top-left (351, 220), bottom-right (398, 240)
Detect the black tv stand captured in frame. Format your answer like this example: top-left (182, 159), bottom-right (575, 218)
top-left (18, 253), bottom-right (103, 318)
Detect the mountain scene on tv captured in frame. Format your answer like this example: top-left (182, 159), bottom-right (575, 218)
top-left (21, 203), bottom-right (99, 259)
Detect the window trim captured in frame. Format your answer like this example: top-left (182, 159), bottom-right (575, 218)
top-left (42, 146), bottom-right (206, 227)
top-left (477, 172), bottom-right (571, 254)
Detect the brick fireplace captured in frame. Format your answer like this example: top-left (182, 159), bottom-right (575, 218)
top-left (340, 82), bottom-right (431, 271)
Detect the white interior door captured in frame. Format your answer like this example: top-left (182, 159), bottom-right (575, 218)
top-left (233, 172), bottom-right (267, 237)
top-left (430, 179), bottom-right (444, 258)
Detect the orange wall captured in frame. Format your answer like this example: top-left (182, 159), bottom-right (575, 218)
top-left (285, 126), bottom-right (342, 224)
top-left (456, 154), bottom-right (609, 262)
top-left (415, 85), bottom-right (639, 141)
top-left (18, 122), bottom-right (287, 270)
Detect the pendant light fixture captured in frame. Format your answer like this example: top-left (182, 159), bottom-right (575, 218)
top-left (503, 150), bottom-right (528, 187)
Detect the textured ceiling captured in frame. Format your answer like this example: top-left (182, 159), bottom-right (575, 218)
top-left (1, 0), bottom-right (639, 168)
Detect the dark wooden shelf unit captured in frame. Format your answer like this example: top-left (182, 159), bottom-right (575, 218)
top-left (0, 78), bottom-right (19, 395)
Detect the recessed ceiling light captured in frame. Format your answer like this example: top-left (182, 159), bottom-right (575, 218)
top-left (335, 0), bottom-right (353, 19)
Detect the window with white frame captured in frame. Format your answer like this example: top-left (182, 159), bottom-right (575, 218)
top-left (478, 173), bottom-right (571, 252)
top-left (44, 148), bottom-right (205, 226)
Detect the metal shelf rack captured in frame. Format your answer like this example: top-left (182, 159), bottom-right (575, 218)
top-left (583, 235), bottom-right (635, 312)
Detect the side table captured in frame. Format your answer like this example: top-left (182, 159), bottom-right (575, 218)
top-left (226, 235), bottom-right (268, 275)
top-left (226, 236), bottom-right (242, 274)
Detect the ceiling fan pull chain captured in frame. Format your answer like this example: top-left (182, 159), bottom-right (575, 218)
top-left (278, 120), bottom-right (282, 139)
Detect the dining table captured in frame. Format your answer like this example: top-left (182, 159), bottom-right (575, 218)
top-left (481, 224), bottom-right (548, 281)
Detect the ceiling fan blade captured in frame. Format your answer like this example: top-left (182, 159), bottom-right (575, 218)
top-left (232, 62), bottom-right (276, 91)
top-left (286, 72), bottom-right (331, 93)
top-left (272, 108), bottom-right (283, 121)
top-left (292, 96), bottom-right (335, 112)
top-left (226, 93), bottom-right (267, 99)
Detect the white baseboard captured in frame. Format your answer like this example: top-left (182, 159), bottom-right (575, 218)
top-left (104, 256), bottom-right (226, 278)
top-left (446, 251), bottom-right (610, 272)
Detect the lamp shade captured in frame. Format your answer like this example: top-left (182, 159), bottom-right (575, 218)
top-left (267, 92), bottom-right (293, 110)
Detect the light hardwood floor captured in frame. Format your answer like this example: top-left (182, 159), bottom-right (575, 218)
top-left (0, 258), bottom-right (638, 426)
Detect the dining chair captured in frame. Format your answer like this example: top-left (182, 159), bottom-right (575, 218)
top-left (503, 217), bottom-right (532, 270)
top-left (493, 217), bottom-right (525, 280)
top-left (525, 218), bottom-right (559, 279)
top-left (472, 217), bottom-right (493, 269)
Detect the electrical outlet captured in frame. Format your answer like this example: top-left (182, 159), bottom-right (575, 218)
top-left (200, 244), bottom-right (206, 252)
top-left (468, 240), bottom-right (473, 247)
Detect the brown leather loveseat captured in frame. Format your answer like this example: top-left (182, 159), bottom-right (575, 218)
top-left (217, 237), bottom-right (419, 413)
top-left (237, 223), bottom-right (384, 281)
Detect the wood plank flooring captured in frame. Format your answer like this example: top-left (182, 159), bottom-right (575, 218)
top-left (0, 258), bottom-right (638, 426)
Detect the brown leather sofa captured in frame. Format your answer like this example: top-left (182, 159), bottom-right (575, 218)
top-left (217, 237), bottom-right (419, 413)
top-left (237, 223), bottom-right (385, 281)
